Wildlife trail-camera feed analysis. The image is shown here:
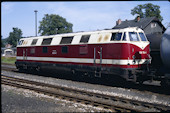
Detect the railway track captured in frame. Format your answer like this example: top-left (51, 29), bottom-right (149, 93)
top-left (1, 63), bottom-right (16, 71)
top-left (1, 74), bottom-right (170, 112)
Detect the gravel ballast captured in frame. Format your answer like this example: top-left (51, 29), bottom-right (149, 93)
top-left (1, 69), bottom-right (170, 112)
top-left (2, 85), bottom-right (109, 112)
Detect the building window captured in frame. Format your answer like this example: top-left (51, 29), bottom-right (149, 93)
top-left (42, 47), bottom-right (48, 53)
top-left (31, 39), bottom-right (38, 45)
top-left (151, 23), bottom-right (156, 28)
top-left (60, 36), bottom-right (73, 44)
top-left (62, 46), bottom-right (68, 53)
top-left (80, 35), bottom-right (90, 43)
top-left (42, 38), bottom-right (52, 45)
top-left (110, 33), bottom-right (122, 41)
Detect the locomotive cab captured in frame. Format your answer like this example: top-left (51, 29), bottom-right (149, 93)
top-left (118, 28), bottom-right (151, 83)
top-left (128, 31), bottom-right (151, 67)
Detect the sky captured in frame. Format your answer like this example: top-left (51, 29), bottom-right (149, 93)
top-left (1, 1), bottom-right (170, 39)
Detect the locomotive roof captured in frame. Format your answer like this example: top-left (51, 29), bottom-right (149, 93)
top-left (17, 27), bottom-right (145, 47)
top-left (21, 27), bottom-right (143, 39)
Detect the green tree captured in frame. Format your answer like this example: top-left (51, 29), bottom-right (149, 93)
top-left (131, 3), bottom-right (163, 21)
top-left (7, 27), bottom-right (23, 47)
top-left (1, 36), bottom-right (4, 47)
top-left (38, 14), bottom-right (73, 36)
top-left (1, 37), bottom-right (7, 47)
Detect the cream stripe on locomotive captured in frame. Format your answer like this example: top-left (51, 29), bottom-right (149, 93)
top-left (17, 56), bottom-right (150, 65)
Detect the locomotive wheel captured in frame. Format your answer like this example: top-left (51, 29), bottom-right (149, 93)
top-left (18, 66), bottom-right (24, 72)
top-left (138, 80), bottom-right (144, 85)
top-left (35, 66), bottom-right (41, 71)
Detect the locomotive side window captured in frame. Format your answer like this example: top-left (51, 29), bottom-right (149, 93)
top-left (31, 39), bottom-right (38, 45)
top-left (42, 47), bottom-right (48, 53)
top-left (30, 47), bottom-right (35, 54)
top-left (79, 45), bottom-right (88, 54)
top-left (110, 33), bottom-right (122, 41)
top-left (42, 38), bottom-right (52, 45)
top-left (129, 32), bottom-right (140, 41)
top-left (80, 35), bottom-right (90, 43)
top-left (60, 36), bottom-right (73, 44)
top-left (139, 33), bottom-right (147, 41)
top-left (62, 46), bottom-right (68, 53)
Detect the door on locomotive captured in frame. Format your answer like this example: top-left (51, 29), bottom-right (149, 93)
top-left (120, 30), bottom-right (150, 82)
top-left (93, 46), bottom-right (102, 77)
top-left (23, 49), bottom-right (28, 60)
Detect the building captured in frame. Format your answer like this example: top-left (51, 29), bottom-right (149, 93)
top-left (113, 16), bottom-right (166, 67)
top-left (113, 16), bottom-right (166, 51)
top-left (1, 44), bottom-right (16, 56)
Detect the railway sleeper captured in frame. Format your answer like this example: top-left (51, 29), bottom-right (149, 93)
top-left (130, 101), bottom-right (141, 106)
top-left (3, 75), bottom-right (170, 112)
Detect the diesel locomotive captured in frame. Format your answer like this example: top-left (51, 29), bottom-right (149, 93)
top-left (15, 27), bottom-right (152, 83)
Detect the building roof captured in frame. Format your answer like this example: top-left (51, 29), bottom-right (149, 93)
top-left (113, 17), bottom-right (166, 32)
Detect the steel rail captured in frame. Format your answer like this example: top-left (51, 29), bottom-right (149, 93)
top-left (2, 75), bottom-right (170, 112)
top-left (1, 65), bottom-right (16, 71)
top-left (2, 77), bottom-right (136, 112)
top-left (1, 63), bottom-right (15, 66)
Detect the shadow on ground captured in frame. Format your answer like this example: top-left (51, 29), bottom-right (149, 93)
top-left (14, 69), bottom-right (170, 96)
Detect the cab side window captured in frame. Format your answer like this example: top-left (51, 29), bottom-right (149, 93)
top-left (110, 33), bottom-right (122, 41)
top-left (139, 33), bottom-right (147, 41)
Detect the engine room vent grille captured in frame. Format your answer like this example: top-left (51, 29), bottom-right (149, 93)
top-left (80, 35), bottom-right (90, 43)
top-left (42, 38), bottom-right (52, 45)
top-left (31, 39), bottom-right (38, 45)
top-left (60, 36), bottom-right (74, 44)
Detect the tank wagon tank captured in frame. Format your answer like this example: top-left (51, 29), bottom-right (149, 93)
top-left (15, 27), bottom-right (151, 83)
top-left (160, 24), bottom-right (170, 86)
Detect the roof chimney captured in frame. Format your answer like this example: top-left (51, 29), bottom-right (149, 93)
top-left (136, 15), bottom-right (140, 22)
top-left (116, 19), bottom-right (121, 25)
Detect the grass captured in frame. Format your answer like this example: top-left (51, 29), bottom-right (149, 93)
top-left (1, 56), bottom-right (16, 64)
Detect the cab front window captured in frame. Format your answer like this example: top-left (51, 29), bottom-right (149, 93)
top-left (139, 33), bottom-right (147, 41)
top-left (129, 32), bottom-right (140, 41)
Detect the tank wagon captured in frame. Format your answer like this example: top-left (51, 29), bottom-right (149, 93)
top-left (159, 24), bottom-right (170, 86)
top-left (15, 27), bottom-right (151, 83)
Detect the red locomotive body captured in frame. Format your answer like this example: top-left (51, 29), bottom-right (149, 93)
top-left (15, 27), bottom-right (151, 83)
